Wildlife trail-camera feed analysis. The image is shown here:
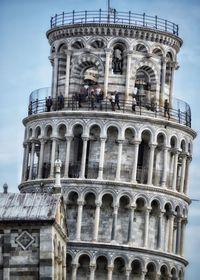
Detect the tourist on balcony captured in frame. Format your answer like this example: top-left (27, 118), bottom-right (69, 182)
top-left (110, 92), bottom-right (116, 111)
top-left (57, 93), bottom-right (64, 110)
top-left (95, 86), bottom-right (103, 110)
top-left (115, 91), bottom-right (121, 110)
top-left (132, 96), bottom-right (137, 112)
top-left (46, 96), bottom-right (52, 112)
top-left (164, 99), bottom-right (170, 118)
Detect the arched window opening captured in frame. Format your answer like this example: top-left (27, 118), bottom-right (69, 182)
top-left (152, 48), bottom-right (163, 57)
top-left (98, 194), bottom-right (113, 242)
top-left (104, 126), bottom-right (119, 180)
top-left (145, 263), bottom-right (156, 280)
top-left (160, 265), bottom-right (169, 280)
top-left (113, 257), bottom-right (126, 280)
top-left (121, 128), bottom-right (135, 181)
top-left (86, 125), bottom-right (101, 179)
top-left (153, 133), bottom-right (165, 186)
top-left (69, 125), bottom-right (83, 178)
top-left (66, 192), bottom-right (78, 240)
top-left (130, 260), bottom-right (142, 279)
top-left (42, 126), bottom-right (53, 179)
top-left (66, 254), bottom-right (72, 279)
top-left (149, 200), bottom-right (160, 249)
top-left (134, 198), bottom-right (146, 247)
top-left (137, 131), bottom-right (151, 184)
top-left (134, 66), bottom-right (156, 110)
top-left (77, 254), bottom-right (90, 280)
top-left (117, 196), bottom-right (130, 244)
top-left (95, 256), bottom-right (108, 279)
top-left (165, 52), bottom-right (173, 85)
top-left (81, 193), bottom-right (96, 241)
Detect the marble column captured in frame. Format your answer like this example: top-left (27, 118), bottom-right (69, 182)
top-left (38, 139), bottom-right (45, 179)
top-left (128, 206), bottom-right (135, 244)
top-left (107, 265), bottom-right (113, 280)
top-left (176, 217), bottom-right (182, 255)
top-left (144, 208), bottom-right (150, 247)
top-left (147, 144), bottom-right (156, 185)
top-left (116, 139), bottom-right (124, 181)
top-left (64, 50), bottom-right (72, 99)
top-left (29, 141), bottom-right (35, 180)
top-left (184, 156), bottom-right (192, 195)
top-left (125, 51), bottom-right (133, 101)
top-left (71, 263), bottom-right (78, 280)
top-left (52, 55), bottom-right (59, 98)
top-left (98, 137), bottom-right (106, 180)
top-left (158, 211), bottom-right (164, 250)
top-left (179, 154), bottom-right (187, 193)
top-left (168, 213), bottom-right (174, 253)
top-left (161, 146), bottom-right (169, 187)
top-left (23, 141), bottom-right (30, 181)
top-left (80, 137), bottom-right (88, 179)
top-left (93, 201), bottom-right (101, 242)
top-left (169, 62), bottom-right (176, 108)
top-left (104, 49), bottom-right (111, 98)
top-left (180, 219), bottom-right (187, 256)
top-left (64, 135), bottom-right (73, 178)
top-left (160, 58), bottom-right (167, 107)
top-left (111, 205), bottom-right (119, 242)
top-left (172, 150), bottom-right (179, 191)
top-left (76, 199), bottom-right (84, 241)
top-left (50, 137), bottom-right (57, 178)
top-left (125, 268), bottom-right (131, 280)
top-left (90, 264), bottom-right (96, 280)
top-left (131, 141), bottom-right (140, 183)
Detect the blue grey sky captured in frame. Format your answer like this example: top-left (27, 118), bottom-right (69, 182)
top-left (0, 0), bottom-right (200, 278)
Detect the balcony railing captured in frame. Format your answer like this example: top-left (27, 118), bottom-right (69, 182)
top-left (50, 10), bottom-right (179, 36)
top-left (28, 91), bottom-right (191, 127)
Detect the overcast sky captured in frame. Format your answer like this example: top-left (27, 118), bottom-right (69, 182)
top-left (0, 0), bottom-right (200, 278)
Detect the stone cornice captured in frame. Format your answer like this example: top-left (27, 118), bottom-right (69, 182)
top-left (68, 241), bottom-right (188, 266)
top-left (46, 23), bottom-right (182, 51)
top-left (18, 177), bottom-right (191, 204)
top-left (23, 110), bottom-right (197, 139)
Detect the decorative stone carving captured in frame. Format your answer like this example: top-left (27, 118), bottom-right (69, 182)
top-left (16, 231), bottom-right (35, 250)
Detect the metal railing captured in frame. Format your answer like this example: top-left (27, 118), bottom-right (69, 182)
top-left (50, 10), bottom-right (179, 36)
top-left (28, 95), bottom-right (191, 127)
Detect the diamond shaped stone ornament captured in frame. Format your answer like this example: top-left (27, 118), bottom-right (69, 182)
top-left (16, 231), bottom-right (35, 250)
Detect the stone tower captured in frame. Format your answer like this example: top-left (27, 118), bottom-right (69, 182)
top-left (19, 9), bottom-right (196, 279)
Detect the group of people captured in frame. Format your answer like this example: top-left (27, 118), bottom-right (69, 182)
top-left (109, 91), bottom-right (121, 111)
top-left (77, 84), bottom-right (104, 109)
top-left (45, 93), bottom-right (64, 112)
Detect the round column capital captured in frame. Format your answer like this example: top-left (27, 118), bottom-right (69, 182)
top-left (77, 199), bottom-right (84, 206)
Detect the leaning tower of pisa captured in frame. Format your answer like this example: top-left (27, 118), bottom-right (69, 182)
top-left (19, 9), bottom-right (196, 280)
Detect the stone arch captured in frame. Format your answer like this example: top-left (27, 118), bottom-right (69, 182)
top-left (108, 37), bottom-right (130, 50)
top-left (165, 48), bottom-right (176, 61)
top-left (138, 127), bottom-right (154, 143)
top-left (129, 256), bottom-right (145, 271)
top-left (35, 126), bottom-right (41, 138)
top-left (145, 261), bottom-right (158, 277)
top-left (135, 43), bottom-right (149, 53)
top-left (134, 194), bottom-right (149, 207)
top-left (88, 36), bottom-right (107, 49)
top-left (104, 122), bottom-right (122, 138)
top-left (70, 37), bottom-right (86, 49)
top-left (57, 42), bottom-right (68, 53)
top-left (71, 53), bottom-right (104, 78)
top-left (112, 256), bottom-right (127, 280)
top-left (151, 44), bottom-right (165, 56)
top-left (66, 253), bottom-right (73, 279)
top-left (99, 190), bottom-right (116, 204)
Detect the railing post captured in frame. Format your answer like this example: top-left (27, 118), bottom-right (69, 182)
top-left (143, 13), bottom-right (145, 26)
top-left (155, 15), bottom-right (158, 29)
top-left (177, 24), bottom-right (179, 36)
top-left (72, 10), bottom-right (75, 24)
top-left (99, 9), bottom-right (101, 23)
top-left (178, 109), bottom-right (181, 123)
top-left (129, 11), bottom-right (131, 25)
top-left (62, 12), bottom-right (64, 25)
top-left (50, 17), bottom-right (53, 28)
top-left (114, 9), bottom-right (116, 23)
top-left (165, 20), bottom-right (167, 32)
top-left (55, 14), bottom-right (57, 26)
top-left (85, 10), bottom-right (87, 23)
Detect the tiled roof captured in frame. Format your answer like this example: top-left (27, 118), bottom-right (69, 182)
top-left (0, 193), bottom-right (61, 221)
